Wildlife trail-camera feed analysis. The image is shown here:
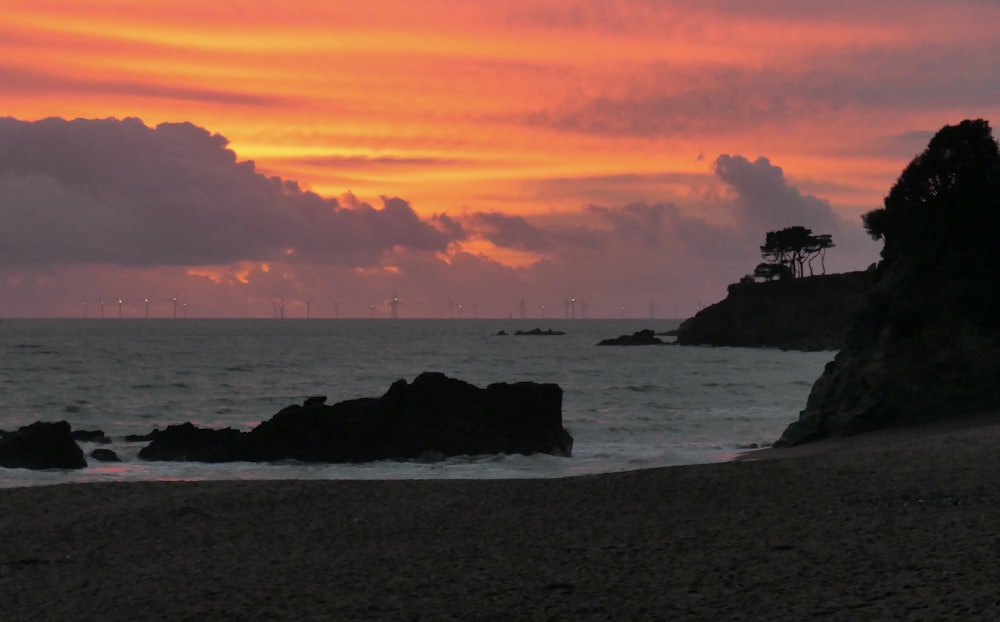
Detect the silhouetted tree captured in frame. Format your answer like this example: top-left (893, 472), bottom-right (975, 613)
top-left (862, 119), bottom-right (1000, 273)
top-left (758, 227), bottom-right (835, 279)
top-left (810, 233), bottom-right (835, 275)
top-left (753, 262), bottom-right (794, 281)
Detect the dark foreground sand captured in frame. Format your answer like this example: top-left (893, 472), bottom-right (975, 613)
top-left (3, 417), bottom-right (1000, 622)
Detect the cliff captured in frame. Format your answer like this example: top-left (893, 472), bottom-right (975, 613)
top-left (675, 271), bottom-right (872, 351)
top-left (776, 119), bottom-right (1000, 446)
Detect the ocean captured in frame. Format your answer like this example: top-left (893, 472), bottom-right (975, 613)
top-left (0, 318), bottom-right (833, 487)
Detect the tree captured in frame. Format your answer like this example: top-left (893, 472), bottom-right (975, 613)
top-left (810, 233), bottom-right (835, 275)
top-left (758, 226), bottom-right (835, 279)
top-left (862, 119), bottom-right (1000, 271)
top-left (753, 262), bottom-right (794, 281)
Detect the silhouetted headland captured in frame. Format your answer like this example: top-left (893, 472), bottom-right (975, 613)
top-left (675, 271), bottom-right (872, 351)
top-left (777, 119), bottom-right (1000, 445)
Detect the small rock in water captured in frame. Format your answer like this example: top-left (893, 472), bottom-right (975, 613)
top-left (91, 448), bottom-right (121, 462)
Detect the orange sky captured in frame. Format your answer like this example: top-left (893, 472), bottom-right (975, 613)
top-left (2, 1), bottom-right (999, 317)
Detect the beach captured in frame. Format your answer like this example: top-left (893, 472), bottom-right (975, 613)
top-left (3, 417), bottom-right (1000, 621)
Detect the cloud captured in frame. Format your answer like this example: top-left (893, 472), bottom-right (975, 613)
top-left (286, 155), bottom-right (480, 169)
top-left (0, 65), bottom-right (282, 107)
top-left (0, 117), bottom-right (462, 268)
top-left (519, 37), bottom-right (1000, 141)
top-left (469, 211), bottom-right (604, 252)
top-left (713, 154), bottom-right (841, 232)
top-left (469, 152), bottom-right (878, 306)
top-left (0, 116), bottom-right (880, 317)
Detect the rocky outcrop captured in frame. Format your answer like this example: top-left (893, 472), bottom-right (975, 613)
top-left (0, 421), bottom-right (87, 470)
top-left (514, 328), bottom-right (566, 336)
top-left (776, 119), bottom-right (1000, 446)
top-left (138, 423), bottom-right (244, 462)
top-left (597, 329), bottom-right (666, 346)
top-left (675, 271), bottom-right (872, 351)
top-left (140, 372), bottom-right (573, 463)
top-left (71, 429), bottom-right (111, 444)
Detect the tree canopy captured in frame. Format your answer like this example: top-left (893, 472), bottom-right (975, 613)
top-left (755, 226), bottom-right (835, 280)
top-left (862, 119), bottom-right (1000, 272)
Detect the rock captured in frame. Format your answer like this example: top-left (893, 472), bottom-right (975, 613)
top-left (125, 431), bottom-right (159, 442)
top-left (71, 429), bottom-right (111, 444)
top-left (138, 423), bottom-right (244, 462)
top-left (139, 372), bottom-right (573, 463)
top-left (303, 396), bottom-right (326, 407)
top-left (0, 421), bottom-right (87, 470)
top-left (513, 328), bottom-right (566, 336)
top-left (776, 119), bottom-right (1000, 446)
top-left (675, 271), bottom-right (872, 351)
top-left (90, 448), bottom-right (121, 462)
top-left (597, 329), bottom-right (665, 346)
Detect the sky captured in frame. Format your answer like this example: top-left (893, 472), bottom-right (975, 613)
top-left (2, 0), bottom-right (999, 318)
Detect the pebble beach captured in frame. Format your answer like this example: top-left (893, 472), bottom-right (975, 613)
top-left (2, 415), bottom-right (999, 621)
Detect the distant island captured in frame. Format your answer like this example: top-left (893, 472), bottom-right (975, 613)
top-left (493, 328), bottom-right (566, 336)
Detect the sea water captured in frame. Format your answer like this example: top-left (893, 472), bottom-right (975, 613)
top-left (0, 319), bottom-right (833, 487)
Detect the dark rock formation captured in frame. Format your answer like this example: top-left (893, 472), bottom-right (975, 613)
top-left (125, 431), bottom-right (159, 442)
top-left (138, 423), bottom-right (244, 462)
top-left (514, 328), bottom-right (566, 336)
top-left (776, 119), bottom-right (1000, 446)
top-left (597, 329), bottom-right (666, 346)
top-left (0, 421), bottom-right (87, 470)
top-left (71, 429), bottom-right (111, 444)
top-left (675, 271), bottom-right (872, 351)
top-left (140, 372), bottom-right (573, 463)
top-left (90, 448), bottom-right (121, 462)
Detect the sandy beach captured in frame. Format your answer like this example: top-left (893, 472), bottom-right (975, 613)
top-left (3, 417), bottom-right (1000, 621)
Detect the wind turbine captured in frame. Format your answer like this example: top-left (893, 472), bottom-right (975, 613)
top-left (304, 298), bottom-right (313, 319)
top-left (99, 299), bottom-right (105, 319)
top-left (389, 293), bottom-right (401, 319)
top-left (369, 303), bottom-right (376, 319)
top-left (519, 298), bottom-right (526, 320)
top-left (564, 294), bottom-right (577, 319)
top-left (168, 292), bottom-right (180, 319)
top-left (117, 298), bottom-right (125, 319)
top-left (82, 301), bottom-right (88, 318)
top-left (143, 297), bottom-right (150, 319)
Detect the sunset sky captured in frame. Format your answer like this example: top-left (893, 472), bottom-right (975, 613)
top-left (2, 0), bottom-right (999, 318)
